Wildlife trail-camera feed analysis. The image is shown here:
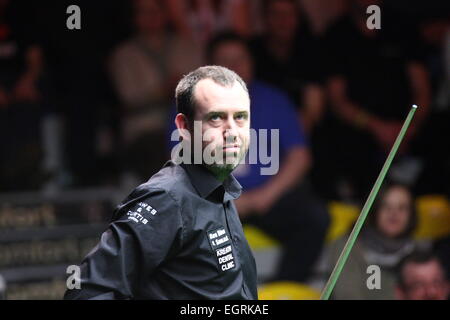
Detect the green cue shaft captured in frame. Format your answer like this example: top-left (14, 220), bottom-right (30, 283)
top-left (320, 104), bottom-right (418, 300)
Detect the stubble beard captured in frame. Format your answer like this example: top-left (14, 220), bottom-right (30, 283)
top-left (204, 144), bottom-right (248, 179)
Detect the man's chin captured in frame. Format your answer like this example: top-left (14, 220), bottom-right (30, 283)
top-left (205, 157), bottom-right (241, 172)
top-left (208, 161), bottom-right (238, 171)
top-left (202, 148), bottom-right (248, 172)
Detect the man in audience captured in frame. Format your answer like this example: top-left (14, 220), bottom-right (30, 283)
top-left (109, 0), bottom-right (202, 182)
top-left (396, 251), bottom-right (449, 300)
top-left (322, 0), bottom-right (431, 201)
top-left (205, 32), bottom-right (330, 283)
top-left (249, 0), bottom-right (326, 134)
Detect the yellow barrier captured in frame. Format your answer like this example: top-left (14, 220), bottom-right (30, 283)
top-left (258, 281), bottom-right (321, 300)
top-left (414, 195), bottom-right (450, 240)
top-left (243, 201), bottom-right (359, 250)
top-left (243, 224), bottom-right (280, 250)
top-left (244, 196), bottom-right (450, 250)
top-left (325, 201), bottom-right (359, 243)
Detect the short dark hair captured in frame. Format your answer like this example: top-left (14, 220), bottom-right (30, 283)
top-left (205, 31), bottom-right (251, 64)
top-left (396, 251), bottom-right (443, 288)
top-left (175, 65), bottom-right (249, 126)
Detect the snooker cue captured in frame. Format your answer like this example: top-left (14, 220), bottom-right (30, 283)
top-left (320, 104), bottom-right (418, 300)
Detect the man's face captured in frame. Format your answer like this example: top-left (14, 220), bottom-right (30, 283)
top-left (265, 0), bottom-right (299, 42)
top-left (397, 260), bottom-right (450, 300)
top-left (192, 78), bottom-right (250, 173)
top-left (211, 42), bottom-right (253, 84)
top-left (134, 0), bottom-right (167, 35)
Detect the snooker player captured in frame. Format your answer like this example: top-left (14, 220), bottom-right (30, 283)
top-left (64, 66), bottom-right (258, 299)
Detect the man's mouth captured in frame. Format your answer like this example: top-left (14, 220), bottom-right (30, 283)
top-left (223, 145), bottom-right (241, 152)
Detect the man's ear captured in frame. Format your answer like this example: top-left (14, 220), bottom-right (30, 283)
top-left (175, 113), bottom-right (191, 141)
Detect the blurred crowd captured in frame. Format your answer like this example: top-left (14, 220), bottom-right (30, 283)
top-left (0, 0), bottom-right (449, 299)
top-left (325, 183), bottom-right (449, 299)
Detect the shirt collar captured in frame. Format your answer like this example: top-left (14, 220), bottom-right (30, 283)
top-left (174, 161), bottom-right (242, 201)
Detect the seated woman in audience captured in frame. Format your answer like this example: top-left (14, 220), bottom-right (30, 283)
top-left (325, 183), bottom-right (429, 299)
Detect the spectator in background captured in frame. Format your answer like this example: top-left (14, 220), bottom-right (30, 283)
top-left (249, 0), bottom-right (326, 134)
top-left (204, 32), bottom-right (330, 283)
top-left (38, 0), bottom-right (129, 188)
top-left (166, 0), bottom-right (255, 46)
top-left (396, 251), bottom-right (449, 300)
top-left (412, 14), bottom-right (450, 196)
top-left (326, 183), bottom-right (423, 299)
top-left (299, 0), bottom-right (348, 36)
top-left (109, 0), bottom-right (202, 183)
top-left (418, 13), bottom-right (450, 108)
top-left (0, 0), bottom-right (44, 191)
top-left (322, 0), bottom-right (431, 201)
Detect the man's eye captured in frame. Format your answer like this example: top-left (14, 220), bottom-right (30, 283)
top-left (210, 115), bottom-right (221, 121)
top-left (235, 114), bottom-right (247, 121)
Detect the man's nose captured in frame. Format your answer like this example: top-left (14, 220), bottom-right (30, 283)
top-left (223, 117), bottom-right (239, 139)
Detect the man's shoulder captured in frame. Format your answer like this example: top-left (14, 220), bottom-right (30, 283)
top-left (251, 81), bottom-right (293, 106)
top-left (145, 161), bottom-right (193, 192)
top-left (130, 162), bottom-right (195, 204)
top-left (250, 81), bottom-right (298, 126)
top-left (112, 162), bottom-right (194, 221)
